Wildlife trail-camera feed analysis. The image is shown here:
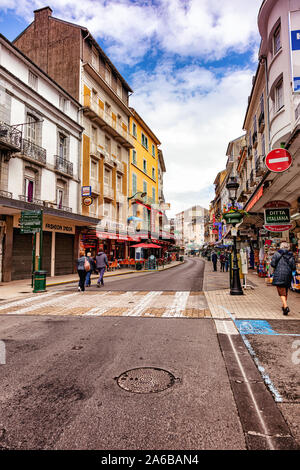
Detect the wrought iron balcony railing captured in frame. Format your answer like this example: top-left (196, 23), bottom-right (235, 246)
top-left (19, 195), bottom-right (44, 205)
top-left (21, 139), bottom-right (46, 165)
top-left (0, 190), bottom-right (12, 199)
top-left (0, 122), bottom-right (22, 151)
top-left (55, 156), bottom-right (73, 177)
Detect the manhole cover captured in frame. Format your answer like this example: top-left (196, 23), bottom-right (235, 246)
top-left (116, 367), bottom-right (177, 394)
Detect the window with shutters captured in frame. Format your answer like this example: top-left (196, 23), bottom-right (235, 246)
top-left (132, 149), bottom-right (137, 165)
top-left (132, 173), bottom-right (137, 195)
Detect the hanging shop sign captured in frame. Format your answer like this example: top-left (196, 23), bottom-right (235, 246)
top-left (82, 196), bottom-right (93, 206)
top-left (81, 186), bottom-right (92, 197)
top-left (263, 200), bottom-right (292, 232)
top-left (265, 149), bottom-right (292, 173)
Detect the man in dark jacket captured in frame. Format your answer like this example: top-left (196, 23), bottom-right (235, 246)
top-left (96, 250), bottom-right (109, 287)
top-left (271, 242), bottom-right (296, 315)
top-left (211, 251), bottom-right (218, 272)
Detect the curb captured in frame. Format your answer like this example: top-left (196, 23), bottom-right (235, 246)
top-left (46, 261), bottom-right (186, 287)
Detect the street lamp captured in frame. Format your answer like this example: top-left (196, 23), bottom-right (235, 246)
top-left (226, 176), bottom-right (243, 296)
top-left (127, 191), bottom-right (146, 201)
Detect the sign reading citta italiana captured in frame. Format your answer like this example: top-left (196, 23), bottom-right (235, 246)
top-left (290, 10), bottom-right (300, 92)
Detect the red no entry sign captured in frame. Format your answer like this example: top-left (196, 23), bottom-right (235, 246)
top-left (265, 149), bottom-right (292, 172)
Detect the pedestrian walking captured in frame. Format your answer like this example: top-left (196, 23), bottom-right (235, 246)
top-left (96, 249), bottom-right (109, 287)
top-left (271, 242), bottom-right (296, 316)
top-left (211, 250), bottom-right (218, 272)
top-left (220, 252), bottom-right (225, 272)
top-left (85, 252), bottom-right (95, 287)
top-left (77, 249), bottom-right (90, 292)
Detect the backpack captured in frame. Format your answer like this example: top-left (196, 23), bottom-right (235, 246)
top-left (84, 257), bottom-right (90, 272)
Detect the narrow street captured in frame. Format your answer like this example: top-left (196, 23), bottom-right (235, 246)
top-left (0, 259), bottom-right (299, 451)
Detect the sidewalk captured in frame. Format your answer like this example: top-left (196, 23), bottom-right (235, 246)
top-left (203, 259), bottom-right (300, 320)
top-left (0, 261), bottom-right (184, 301)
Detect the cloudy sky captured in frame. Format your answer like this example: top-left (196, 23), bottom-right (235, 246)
top-left (0, 0), bottom-right (262, 217)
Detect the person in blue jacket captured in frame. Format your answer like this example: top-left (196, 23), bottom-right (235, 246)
top-left (271, 241), bottom-right (296, 316)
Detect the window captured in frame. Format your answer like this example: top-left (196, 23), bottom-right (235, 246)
top-left (141, 133), bottom-right (148, 149)
top-left (273, 25), bottom-right (281, 55)
top-left (26, 114), bottom-right (37, 143)
top-left (56, 188), bottom-right (64, 209)
top-left (132, 122), bottom-right (137, 138)
top-left (92, 49), bottom-right (98, 69)
top-left (260, 93), bottom-right (264, 114)
top-left (58, 133), bottom-right (67, 159)
top-left (132, 149), bottom-right (137, 165)
top-left (104, 168), bottom-right (111, 186)
top-left (275, 80), bottom-right (284, 111)
top-left (117, 175), bottom-right (122, 192)
top-left (117, 80), bottom-right (122, 98)
top-left (152, 167), bottom-right (155, 180)
top-left (92, 126), bottom-right (97, 143)
top-left (91, 159), bottom-right (98, 179)
top-left (105, 136), bottom-right (111, 153)
top-left (105, 66), bottom-right (111, 85)
top-left (28, 70), bottom-right (38, 90)
top-left (152, 144), bottom-right (155, 157)
top-left (117, 145), bottom-right (121, 160)
top-left (143, 159), bottom-right (147, 173)
top-left (132, 173), bottom-right (137, 195)
top-left (152, 187), bottom-right (156, 203)
top-left (143, 180), bottom-right (147, 195)
top-left (25, 177), bottom-right (34, 202)
top-left (104, 201), bottom-right (111, 217)
top-left (253, 115), bottom-right (257, 134)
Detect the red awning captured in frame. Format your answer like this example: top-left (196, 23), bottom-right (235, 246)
top-left (131, 243), bottom-right (162, 248)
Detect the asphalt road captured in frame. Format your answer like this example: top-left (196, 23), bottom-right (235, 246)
top-left (0, 257), bottom-right (299, 451)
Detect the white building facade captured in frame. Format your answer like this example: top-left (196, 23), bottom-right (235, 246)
top-left (0, 34), bottom-right (96, 281)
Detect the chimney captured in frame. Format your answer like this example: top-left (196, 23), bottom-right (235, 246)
top-left (34, 6), bottom-right (53, 21)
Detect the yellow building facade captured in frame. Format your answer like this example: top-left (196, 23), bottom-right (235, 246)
top-left (129, 109), bottom-right (161, 236)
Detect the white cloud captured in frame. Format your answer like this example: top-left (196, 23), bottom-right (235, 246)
top-left (130, 62), bottom-right (254, 215)
top-left (3, 0), bottom-right (261, 64)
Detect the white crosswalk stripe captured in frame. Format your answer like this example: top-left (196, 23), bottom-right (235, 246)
top-left (4, 293), bottom-right (76, 315)
top-left (162, 291), bottom-right (190, 317)
top-left (126, 291), bottom-right (163, 317)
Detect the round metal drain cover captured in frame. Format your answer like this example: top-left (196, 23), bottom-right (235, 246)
top-left (117, 367), bottom-right (176, 394)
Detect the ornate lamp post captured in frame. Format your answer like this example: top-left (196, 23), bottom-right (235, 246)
top-left (223, 177), bottom-right (244, 296)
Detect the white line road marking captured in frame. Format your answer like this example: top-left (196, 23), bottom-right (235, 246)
top-left (5, 293), bottom-right (77, 315)
top-left (162, 291), bottom-right (190, 318)
top-left (0, 292), bottom-right (57, 312)
top-left (126, 291), bottom-right (163, 317)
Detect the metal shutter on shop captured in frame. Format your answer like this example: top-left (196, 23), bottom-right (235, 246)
top-left (12, 229), bottom-right (33, 280)
top-left (41, 231), bottom-right (51, 276)
top-left (55, 233), bottom-right (74, 276)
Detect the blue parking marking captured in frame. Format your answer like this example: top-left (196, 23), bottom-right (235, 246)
top-left (235, 320), bottom-right (279, 336)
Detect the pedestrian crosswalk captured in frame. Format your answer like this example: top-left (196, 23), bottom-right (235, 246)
top-left (0, 291), bottom-right (211, 318)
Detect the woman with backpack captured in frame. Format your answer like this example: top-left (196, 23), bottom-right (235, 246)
top-left (271, 242), bottom-right (296, 315)
top-left (76, 249), bottom-right (90, 292)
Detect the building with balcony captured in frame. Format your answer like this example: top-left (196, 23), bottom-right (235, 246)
top-left (129, 108), bottom-right (162, 241)
top-left (0, 33), bottom-right (104, 281)
top-left (13, 7), bottom-right (134, 257)
top-left (240, 0), bottom-right (300, 239)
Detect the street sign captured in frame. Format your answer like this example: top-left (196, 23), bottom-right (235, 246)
top-left (81, 186), bottom-right (91, 197)
top-left (20, 210), bottom-right (43, 234)
top-left (265, 149), bottom-right (292, 172)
